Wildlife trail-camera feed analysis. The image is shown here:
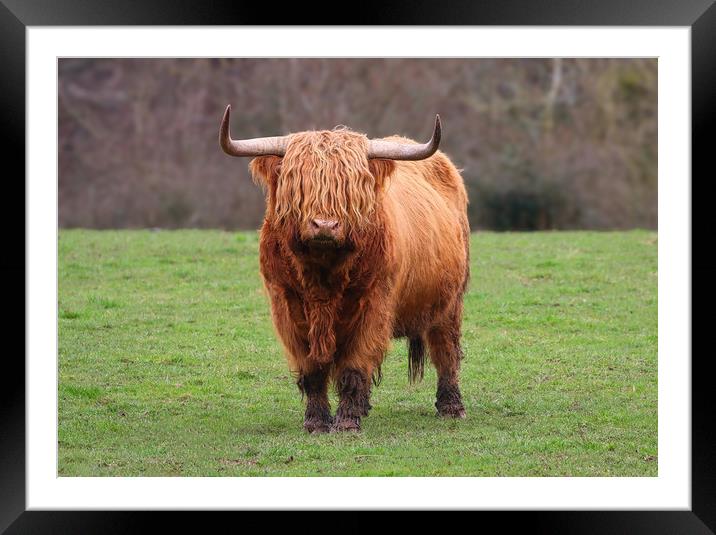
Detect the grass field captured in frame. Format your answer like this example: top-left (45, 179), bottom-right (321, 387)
top-left (58, 229), bottom-right (657, 476)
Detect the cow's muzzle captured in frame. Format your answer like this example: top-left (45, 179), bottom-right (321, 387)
top-left (305, 218), bottom-right (343, 247)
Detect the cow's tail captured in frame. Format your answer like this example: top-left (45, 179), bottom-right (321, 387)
top-left (408, 335), bottom-right (426, 384)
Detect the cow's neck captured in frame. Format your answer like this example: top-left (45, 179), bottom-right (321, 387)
top-left (298, 253), bottom-right (352, 298)
top-left (296, 254), bottom-right (353, 365)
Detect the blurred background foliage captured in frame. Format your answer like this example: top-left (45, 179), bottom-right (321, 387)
top-left (58, 58), bottom-right (656, 230)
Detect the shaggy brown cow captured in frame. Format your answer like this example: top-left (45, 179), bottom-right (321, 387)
top-left (220, 105), bottom-right (470, 433)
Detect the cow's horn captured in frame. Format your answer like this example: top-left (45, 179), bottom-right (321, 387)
top-left (219, 105), bottom-right (289, 157)
top-left (367, 115), bottom-right (441, 161)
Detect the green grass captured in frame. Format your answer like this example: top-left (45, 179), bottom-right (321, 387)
top-left (58, 229), bottom-right (657, 476)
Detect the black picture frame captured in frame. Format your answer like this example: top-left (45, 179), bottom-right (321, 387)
top-left (3, 0), bottom-right (709, 532)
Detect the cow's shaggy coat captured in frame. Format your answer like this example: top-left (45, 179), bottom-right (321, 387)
top-left (249, 128), bottom-right (469, 432)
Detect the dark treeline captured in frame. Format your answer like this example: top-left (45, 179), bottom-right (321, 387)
top-left (59, 58), bottom-right (656, 230)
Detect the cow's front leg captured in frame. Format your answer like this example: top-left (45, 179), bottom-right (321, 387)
top-left (298, 366), bottom-right (332, 434)
top-left (332, 367), bottom-right (372, 432)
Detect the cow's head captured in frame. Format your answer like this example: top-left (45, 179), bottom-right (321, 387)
top-left (220, 105), bottom-right (441, 250)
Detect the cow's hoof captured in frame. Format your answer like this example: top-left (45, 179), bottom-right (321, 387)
top-left (436, 404), bottom-right (466, 418)
top-left (304, 418), bottom-right (332, 434)
top-left (330, 416), bottom-right (361, 433)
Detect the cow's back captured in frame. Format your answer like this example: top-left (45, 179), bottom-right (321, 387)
top-left (382, 141), bottom-right (469, 337)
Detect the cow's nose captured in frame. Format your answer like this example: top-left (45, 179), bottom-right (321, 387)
top-left (311, 219), bottom-right (340, 231)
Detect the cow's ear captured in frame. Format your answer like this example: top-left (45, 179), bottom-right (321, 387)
top-left (368, 159), bottom-right (396, 190)
top-left (249, 155), bottom-right (282, 187)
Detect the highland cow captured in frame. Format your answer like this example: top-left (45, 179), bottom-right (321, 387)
top-left (220, 105), bottom-right (470, 433)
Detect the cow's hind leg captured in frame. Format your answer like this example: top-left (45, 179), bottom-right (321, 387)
top-left (298, 366), bottom-right (332, 433)
top-left (427, 311), bottom-right (466, 418)
top-left (331, 367), bottom-right (372, 432)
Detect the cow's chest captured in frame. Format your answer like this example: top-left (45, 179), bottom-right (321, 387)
top-left (282, 283), bottom-right (372, 338)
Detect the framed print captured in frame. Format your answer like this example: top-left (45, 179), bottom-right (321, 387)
top-left (4, 0), bottom-right (711, 532)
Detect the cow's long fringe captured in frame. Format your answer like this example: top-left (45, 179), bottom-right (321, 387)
top-left (274, 130), bottom-right (377, 231)
top-left (408, 335), bottom-right (426, 384)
